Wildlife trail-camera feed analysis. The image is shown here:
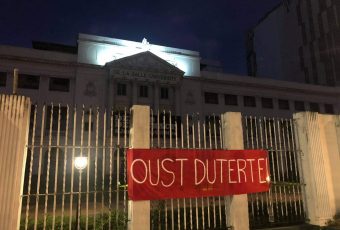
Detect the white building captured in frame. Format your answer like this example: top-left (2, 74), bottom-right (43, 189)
top-left (0, 33), bottom-right (339, 118)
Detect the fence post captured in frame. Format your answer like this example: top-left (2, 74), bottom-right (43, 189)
top-left (128, 105), bottom-right (150, 230)
top-left (0, 95), bottom-right (31, 229)
top-left (221, 112), bottom-right (250, 230)
top-left (294, 112), bottom-right (340, 226)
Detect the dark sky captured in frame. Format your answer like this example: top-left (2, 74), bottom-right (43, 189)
top-left (0, 0), bottom-right (282, 75)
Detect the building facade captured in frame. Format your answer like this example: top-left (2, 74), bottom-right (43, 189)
top-left (247, 0), bottom-right (340, 86)
top-left (0, 33), bottom-right (339, 119)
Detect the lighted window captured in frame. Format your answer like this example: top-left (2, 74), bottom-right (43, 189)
top-left (324, 104), bottom-right (334, 114)
top-left (117, 83), bottom-right (127, 96)
top-left (244, 96), bottom-right (256, 107)
top-left (278, 99), bottom-right (290, 110)
top-left (224, 94), bottom-right (237, 106)
top-left (49, 77), bottom-right (70, 92)
top-left (261, 97), bottom-right (273, 109)
top-left (309, 102), bottom-right (320, 112)
top-left (18, 74), bottom-right (40, 89)
top-left (139, 85), bottom-right (148, 98)
top-left (204, 92), bottom-right (219, 104)
top-left (294, 101), bottom-right (305, 111)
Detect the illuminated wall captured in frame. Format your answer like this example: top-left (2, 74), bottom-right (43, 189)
top-left (77, 33), bottom-right (201, 77)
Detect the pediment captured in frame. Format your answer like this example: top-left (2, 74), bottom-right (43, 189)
top-left (105, 51), bottom-right (184, 76)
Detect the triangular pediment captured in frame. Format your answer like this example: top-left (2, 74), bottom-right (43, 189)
top-left (105, 51), bottom-right (184, 76)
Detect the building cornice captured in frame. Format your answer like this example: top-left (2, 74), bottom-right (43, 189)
top-left (0, 54), bottom-right (104, 70)
top-left (200, 71), bottom-right (340, 97)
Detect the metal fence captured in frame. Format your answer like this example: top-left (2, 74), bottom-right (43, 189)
top-left (243, 116), bottom-right (305, 229)
top-left (20, 105), bottom-right (306, 230)
top-left (150, 110), bottom-right (229, 230)
top-left (20, 104), bottom-right (130, 230)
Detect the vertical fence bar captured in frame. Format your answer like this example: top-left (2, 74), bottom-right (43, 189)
top-left (86, 107), bottom-right (92, 229)
top-left (169, 111), bottom-right (175, 230)
top-left (208, 116), bottom-right (216, 228)
top-left (163, 111), bottom-right (168, 230)
top-left (273, 118), bottom-right (284, 218)
top-left (24, 105), bottom-right (37, 230)
top-left (101, 109), bottom-right (106, 227)
top-left (108, 109), bottom-right (113, 230)
top-left (285, 119), bottom-right (297, 216)
top-left (180, 118), bottom-right (186, 230)
top-left (198, 114), bottom-right (205, 229)
top-left (277, 119), bottom-right (289, 217)
top-left (43, 104), bottom-right (53, 230)
top-left (52, 105), bottom-right (61, 230)
top-left (68, 106), bottom-right (76, 230)
top-left (60, 105), bottom-right (69, 229)
top-left (116, 111), bottom-right (121, 227)
top-left (281, 119), bottom-right (291, 217)
top-left (255, 117), bottom-right (263, 219)
top-left (290, 119), bottom-right (303, 217)
top-left (94, 107), bottom-right (99, 229)
top-left (264, 117), bottom-right (274, 223)
top-left (76, 106), bottom-right (85, 230)
top-left (124, 108), bottom-right (128, 213)
top-left (269, 118), bottom-right (279, 219)
top-left (175, 117), bottom-right (181, 230)
top-left (244, 116), bottom-right (254, 220)
top-left (186, 114), bottom-right (193, 230)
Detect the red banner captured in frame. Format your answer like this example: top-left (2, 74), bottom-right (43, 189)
top-left (127, 149), bottom-right (270, 201)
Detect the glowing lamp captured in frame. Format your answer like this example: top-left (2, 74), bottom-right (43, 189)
top-left (74, 156), bottom-right (88, 170)
top-left (266, 175), bottom-right (271, 183)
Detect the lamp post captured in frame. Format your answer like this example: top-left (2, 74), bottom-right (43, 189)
top-left (74, 156), bottom-right (88, 229)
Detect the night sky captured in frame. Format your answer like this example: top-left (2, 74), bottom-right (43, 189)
top-left (1, 0), bottom-right (282, 75)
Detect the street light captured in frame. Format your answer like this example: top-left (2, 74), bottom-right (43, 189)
top-left (74, 156), bottom-right (88, 229)
top-left (75, 156), bottom-right (88, 170)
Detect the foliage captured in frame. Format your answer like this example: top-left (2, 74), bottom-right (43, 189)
top-left (20, 211), bottom-right (128, 230)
